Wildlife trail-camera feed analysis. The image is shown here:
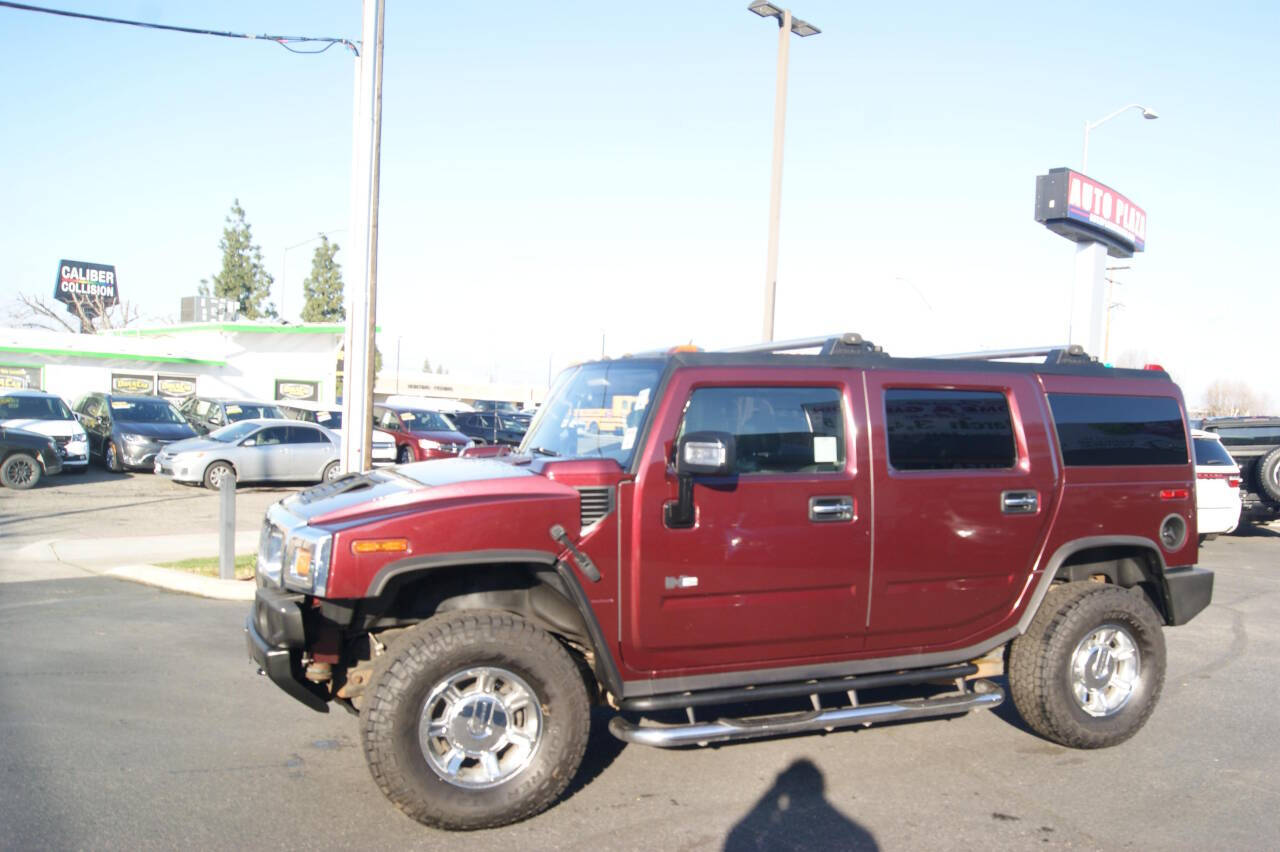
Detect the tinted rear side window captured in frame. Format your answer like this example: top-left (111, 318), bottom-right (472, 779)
top-left (885, 389), bottom-right (1016, 471)
top-left (1193, 437), bottom-right (1235, 466)
top-left (1212, 425), bottom-right (1280, 447)
top-left (1049, 394), bottom-right (1187, 466)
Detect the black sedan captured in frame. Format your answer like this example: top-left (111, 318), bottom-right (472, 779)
top-left (1, 425), bottom-right (62, 489)
top-left (451, 412), bottom-right (529, 447)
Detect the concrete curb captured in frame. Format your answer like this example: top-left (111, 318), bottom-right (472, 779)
top-left (105, 564), bottom-right (256, 601)
top-left (14, 530), bottom-right (260, 567)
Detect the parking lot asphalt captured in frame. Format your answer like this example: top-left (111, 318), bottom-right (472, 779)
top-left (0, 501), bottom-right (1277, 849)
top-left (0, 466), bottom-right (295, 549)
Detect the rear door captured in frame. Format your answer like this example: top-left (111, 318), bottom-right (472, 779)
top-left (863, 371), bottom-right (1058, 653)
top-left (625, 367), bottom-right (871, 674)
top-left (287, 425), bottom-right (334, 478)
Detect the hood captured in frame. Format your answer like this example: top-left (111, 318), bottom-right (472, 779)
top-left (408, 428), bottom-right (470, 444)
top-left (281, 456), bottom-right (572, 527)
top-left (115, 420), bottom-right (198, 441)
top-left (0, 418), bottom-right (84, 438)
top-left (162, 436), bottom-right (228, 455)
top-left (1, 426), bottom-right (55, 449)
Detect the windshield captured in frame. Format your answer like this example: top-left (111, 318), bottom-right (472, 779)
top-left (226, 403), bottom-right (283, 422)
top-left (0, 394), bottom-right (74, 421)
top-left (111, 398), bottom-right (187, 424)
top-left (208, 421), bottom-right (261, 443)
top-left (308, 409), bottom-right (342, 429)
top-left (400, 410), bottom-right (457, 432)
top-left (520, 359), bottom-right (663, 467)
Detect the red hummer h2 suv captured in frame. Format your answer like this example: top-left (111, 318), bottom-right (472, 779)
top-left (246, 334), bottom-right (1212, 830)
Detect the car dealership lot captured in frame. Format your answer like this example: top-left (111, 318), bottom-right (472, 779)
top-left (0, 477), bottom-right (1277, 849)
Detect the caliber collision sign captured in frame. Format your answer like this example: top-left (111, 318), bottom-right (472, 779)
top-left (54, 260), bottom-right (119, 312)
top-left (1034, 168), bottom-right (1146, 258)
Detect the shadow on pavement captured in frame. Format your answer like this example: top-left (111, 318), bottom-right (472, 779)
top-left (1228, 522), bottom-right (1280, 538)
top-left (723, 759), bottom-right (878, 851)
top-left (562, 707), bottom-right (627, 800)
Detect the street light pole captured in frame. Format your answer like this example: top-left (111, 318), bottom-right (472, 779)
top-left (748, 2), bottom-right (820, 342)
top-left (1081, 103), bottom-right (1158, 173)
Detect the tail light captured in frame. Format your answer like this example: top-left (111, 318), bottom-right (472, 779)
top-left (1197, 472), bottom-right (1242, 488)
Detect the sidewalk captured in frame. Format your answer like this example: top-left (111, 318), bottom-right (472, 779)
top-left (13, 530), bottom-right (259, 601)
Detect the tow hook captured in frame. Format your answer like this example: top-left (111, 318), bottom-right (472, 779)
top-left (549, 524), bottom-right (601, 582)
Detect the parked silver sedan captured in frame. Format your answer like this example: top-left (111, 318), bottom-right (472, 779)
top-left (153, 418), bottom-right (342, 489)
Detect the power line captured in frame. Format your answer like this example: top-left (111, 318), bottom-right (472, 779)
top-left (0, 1), bottom-right (359, 56)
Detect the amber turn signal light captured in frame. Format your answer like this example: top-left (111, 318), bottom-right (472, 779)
top-left (352, 538), bottom-right (410, 554)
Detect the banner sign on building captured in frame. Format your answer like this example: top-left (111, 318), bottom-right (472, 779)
top-left (1034, 168), bottom-right (1146, 258)
top-left (0, 363), bottom-right (43, 390)
top-left (54, 260), bottom-right (120, 313)
top-left (156, 374), bottom-right (197, 399)
top-left (275, 379), bottom-right (320, 402)
top-left (111, 372), bottom-right (155, 395)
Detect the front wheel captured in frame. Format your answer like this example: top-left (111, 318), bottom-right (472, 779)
top-left (1008, 582), bottom-right (1166, 749)
top-left (360, 611), bottom-right (590, 830)
top-left (397, 445), bottom-right (413, 465)
top-left (203, 461), bottom-right (235, 490)
top-left (104, 441), bottom-right (123, 473)
top-left (1, 453), bottom-right (41, 490)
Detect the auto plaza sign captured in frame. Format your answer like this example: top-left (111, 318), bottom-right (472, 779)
top-left (1034, 168), bottom-right (1146, 258)
top-left (54, 260), bottom-right (119, 312)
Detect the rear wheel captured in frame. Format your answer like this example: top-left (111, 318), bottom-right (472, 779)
top-left (1, 453), bottom-right (41, 490)
top-left (322, 461), bottom-right (340, 482)
top-left (360, 611), bottom-right (590, 830)
top-left (1008, 582), bottom-right (1166, 749)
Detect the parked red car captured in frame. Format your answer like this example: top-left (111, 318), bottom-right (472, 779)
top-left (249, 334), bottom-right (1210, 831)
top-left (372, 404), bottom-right (470, 464)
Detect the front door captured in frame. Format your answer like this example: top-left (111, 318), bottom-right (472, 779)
top-left (624, 368), bottom-right (871, 674)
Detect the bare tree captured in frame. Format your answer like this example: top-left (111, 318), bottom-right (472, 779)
top-left (1203, 379), bottom-right (1264, 417)
top-left (8, 292), bottom-right (140, 334)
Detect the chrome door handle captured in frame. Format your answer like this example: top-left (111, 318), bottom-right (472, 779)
top-left (809, 496), bottom-right (855, 523)
top-left (1001, 490), bottom-right (1039, 514)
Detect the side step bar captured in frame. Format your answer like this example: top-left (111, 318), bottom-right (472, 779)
top-left (609, 680), bottom-right (1004, 748)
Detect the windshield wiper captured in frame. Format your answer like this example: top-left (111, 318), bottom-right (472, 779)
top-left (528, 446), bottom-right (560, 457)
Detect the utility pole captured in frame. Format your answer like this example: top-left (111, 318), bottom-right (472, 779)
top-left (340, 0), bottom-right (385, 474)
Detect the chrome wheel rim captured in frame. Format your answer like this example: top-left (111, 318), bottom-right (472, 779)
top-left (324, 464), bottom-right (339, 481)
top-left (418, 666), bottom-right (542, 790)
top-left (5, 456), bottom-right (35, 486)
top-left (106, 445), bottom-right (117, 468)
top-left (1070, 623), bottom-right (1141, 717)
top-left (208, 465), bottom-right (229, 488)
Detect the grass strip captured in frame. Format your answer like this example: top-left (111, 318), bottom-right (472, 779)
top-left (157, 553), bottom-right (256, 581)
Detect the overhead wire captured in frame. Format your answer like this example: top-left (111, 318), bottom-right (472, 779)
top-left (0, 1), bottom-right (359, 56)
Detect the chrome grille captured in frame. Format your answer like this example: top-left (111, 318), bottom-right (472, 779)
top-left (257, 519), bottom-right (285, 585)
top-left (578, 487), bottom-right (612, 527)
top-left (54, 435), bottom-right (71, 446)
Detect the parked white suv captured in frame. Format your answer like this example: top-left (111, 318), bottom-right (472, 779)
top-left (277, 402), bottom-right (397, 466)
top-left (1192, 428), bottom-right (1242, 539)
top-left (0, 390), bottom-right (89, 472)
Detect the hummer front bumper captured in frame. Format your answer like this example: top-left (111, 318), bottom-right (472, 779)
top-left (245, 585), bottom-right (329, 712)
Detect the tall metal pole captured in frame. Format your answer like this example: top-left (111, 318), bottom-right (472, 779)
top-left (361, 0), bottom-right (386, 469)
top-left (761, 9), bottom-right (791, 343)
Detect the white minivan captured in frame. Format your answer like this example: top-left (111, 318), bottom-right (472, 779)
top-left (0, 390), bottom-right (90, 472)
top-left (1193, 428), bottom-right (1243, 539)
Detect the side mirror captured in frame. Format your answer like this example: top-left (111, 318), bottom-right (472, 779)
top-left (241, 439), bottom-right (256, 447)
top-left (667, 431), bottom-right (735, 529)
top-left (675, 431), bottom-right (736, 477)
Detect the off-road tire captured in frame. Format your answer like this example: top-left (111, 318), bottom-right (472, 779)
top-left (360, 611), bottom-right (590, 831)
top-left (1, 453), bottom-right (41, 490)
top-left (203, 461), bottom-right (235, 490)
top-left (1256, 447), bottom-right (1280, 503)
top-left (1008, 582), bottom-right (1166, 749)
top-left (103, 441), bottom-right (123, 473)
top-left (397, 445), bottom-right (413, 465)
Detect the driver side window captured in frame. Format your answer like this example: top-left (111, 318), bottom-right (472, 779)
top-left (678, 386), bottom-right (846, 474)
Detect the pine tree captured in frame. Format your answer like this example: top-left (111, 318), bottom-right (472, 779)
top-left (206, 199), bottom-right (276, 319)
top-left (300, 235), bottom-right (346, 322)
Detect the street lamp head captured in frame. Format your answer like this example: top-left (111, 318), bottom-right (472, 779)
top-left (748, 1), bottom-right (784, 17)
top-left (791, 18), bottom-right (821, 36)
top-left (1141, 108), bottom-right (1159, 120)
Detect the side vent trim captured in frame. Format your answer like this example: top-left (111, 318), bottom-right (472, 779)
top-left (578, 487), bottom-right (613, 528)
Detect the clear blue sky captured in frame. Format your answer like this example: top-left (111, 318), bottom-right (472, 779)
top-left (2, 1), bottom-right (1276, 406)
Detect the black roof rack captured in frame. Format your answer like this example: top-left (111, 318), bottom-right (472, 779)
top-left (714, 333), bottom-right (885, 356)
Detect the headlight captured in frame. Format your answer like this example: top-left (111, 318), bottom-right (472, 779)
top-left (75, 430), bottom-right (87, 441)
top-left (418, 438), bottom-right (442, 450)
top-left (122, 433), bottom-right (148, 444)
top-left (284, 527), bottom-right (333, 594)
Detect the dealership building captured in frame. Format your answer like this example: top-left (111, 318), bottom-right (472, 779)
top-left (0, 322), bottom-right (544, 409)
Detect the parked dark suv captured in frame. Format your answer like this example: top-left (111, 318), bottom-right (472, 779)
top-left (178, 396), bottom-right (285, 435)
top-left (74, 393), bottom-right (198, 472)
top-left (1198, 416), bottom-right (1280, 522)
top-left (0, 425), bottom-right (62, 489)
top-left (248, 334), bottom-right (1211, 830)
top-left (451, 411), bottom-right (528, 446)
